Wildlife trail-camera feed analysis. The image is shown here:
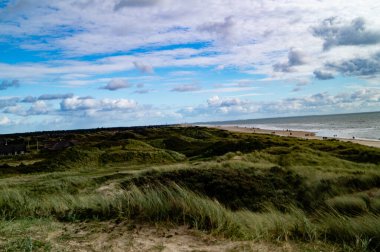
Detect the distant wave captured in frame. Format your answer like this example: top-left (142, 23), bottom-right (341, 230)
top-left (206, 111), bottom-right (380, 141)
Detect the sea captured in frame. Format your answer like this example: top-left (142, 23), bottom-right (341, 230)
top-left (203, 111), bottom-right (380, 141)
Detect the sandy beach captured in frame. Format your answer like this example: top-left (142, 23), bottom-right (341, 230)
top-left (207, 125), bottom-right (380, 148)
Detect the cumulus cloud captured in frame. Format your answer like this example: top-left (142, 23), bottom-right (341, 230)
top-left (2, 1), bottom-right (380, 132)
top-left (133, 62), bottom-right (154, 74)
top-left (273, 48), bottom-right (307, 72)
top-left (60, 96), bottom-right (137, 112)
top-left (21, 96), bottom-right (37, 103)
top-left (350, 89), bottom-right (380, 101)
top-left (0, 80), bottom-right (19, 90)
top-left (3, 105), bottom-right (22, 115)
top-left (198, 16), bottom-right (236, 43)
top-left (312, 17), bottom-right (380, 50)
top-left (171, 84), bottom-right (201, 92)
top-left (21, 93), bottom-right (74, 103)
top-left (313, 70), bottom-right (334, 80)
top-left (6, 101), bottom-right (52, 116)
top-left (181, 95), bottom-right (256, 116)
top-left (0, 116), bottom-right (11, 126)
top-left (265, 90), bottom-right (380, 112)
top-left (101, 79), bottom-right (132, 91)
top-left (101, 98), bottom-right (137, 111)
top-left (207, 95), bottom-right (246, 107)
top-left (336, 89), bottom-right (380, 103)
top-left (60, 97), bottom-right (98, 111)
top-left (180, 89), bottom-right (380, 118)
top-left (134, 83), bottom-right (152, 94)
top-left (0, 97), bottom-right (19, 109)
top-left (38, 93), bottom-right (74, 100)
top-left (326, 52), bottom-right (380, 77)
top-left (114, 0), bottom-right (161, 10)
top-left (207, 96), bottom-right (222, 107)
top-left (27, 100), bottom-right (49, 115)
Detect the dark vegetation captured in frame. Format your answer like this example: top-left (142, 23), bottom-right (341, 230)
top-left (1, 125), bottom-right (380, 251)
top-left (126, 166), bottom-right (306, 212)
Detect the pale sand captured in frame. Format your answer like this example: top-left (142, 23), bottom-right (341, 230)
top-left (44, 222), bottom-right (298, 252)
top-left (206, 125), bottom-right (380, 148)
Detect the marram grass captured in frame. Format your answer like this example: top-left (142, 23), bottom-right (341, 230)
top-left (2, 126), bottom-right (380, 250)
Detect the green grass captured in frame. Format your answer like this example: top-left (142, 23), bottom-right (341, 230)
top-left (370, 198), bottom-right (380, 213)
top-left (320, 213), bottom-right (380, 250)
top-left (1, 126), bottom-right (380, 251)
top-left (326, 195), bottom-right (368, 216)
top-left (2, 237), bottom-right (51, 252)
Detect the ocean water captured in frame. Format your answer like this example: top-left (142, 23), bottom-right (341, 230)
top-left (210, 111), bottom-right (380, 141)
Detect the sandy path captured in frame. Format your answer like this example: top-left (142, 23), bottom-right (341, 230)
top-left (208, 125), bottom-right (380, 148)
top-left (44, 222), bottom-right (299, 252)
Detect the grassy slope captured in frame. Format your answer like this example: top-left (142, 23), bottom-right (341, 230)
top-left (1, 126), bottom-right (380, 251)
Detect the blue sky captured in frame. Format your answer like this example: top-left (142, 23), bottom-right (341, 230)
top-left (1, 0), bottom-right (380, 133)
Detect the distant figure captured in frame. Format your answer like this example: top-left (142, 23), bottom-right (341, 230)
top-left (289, 132), bottom-right (292, 136)
top-left (352, 136), bottom-right (355, 139)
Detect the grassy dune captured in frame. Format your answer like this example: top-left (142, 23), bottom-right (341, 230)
top-left (1, 126), bottom-right (380, 251)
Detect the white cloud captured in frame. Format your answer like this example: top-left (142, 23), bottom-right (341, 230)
top-left (312, 17), bottom-right (380, 51)
top-left (0, 79), bottom-right (20, 90)
top-left (133, 62), bottom-right (154, 74)
top-left (0, 116), bottom-right (11, 125)
top-left (114, 0), bottom-right (162, 10)
top-left (195, 86), bottom-right (257, 94)
top-left (198, 16), bottom-right (236, 44)
top-left (180, 88), bottom-right (380, 118)
top-left (171, 84), bottom-right (201, 92)
top-left (60, 96), bottom-right (137, 112)
top-left (38, 93), bottom-right (74, 100)
top-left (1, 0), bottom-right (380, 132)
top-left (273, 48), bottom-right (307, 72)
top-left (60, 97), bottom-right (98, 111)
top-left (169, 71), bottom-right (196, 76)
top-left (100, 98), bottom-right (137, 110)
top-left (101, 79), bottom-right (132, 91)
top-left (3, 105), bottom-right (24, 115)
top-left (0, 97), bottom-right (19, 108)
top-left (207, 95), bottom-right (248, 107)
top-left (27, 100), bottom-right (49, 115)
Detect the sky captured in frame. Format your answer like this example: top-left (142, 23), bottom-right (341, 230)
top-left (1, 0), bottom-right (380, 133)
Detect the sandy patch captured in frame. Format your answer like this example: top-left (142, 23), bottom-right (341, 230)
top-left (95, 182), bottom-right (124, 197)
top-left (46, 222), bottom-right (299, 252)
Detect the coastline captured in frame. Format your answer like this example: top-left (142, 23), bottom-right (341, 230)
top-left (204, 125), bottom-right (380, 149)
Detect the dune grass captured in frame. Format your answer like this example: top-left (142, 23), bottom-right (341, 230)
top-left (326, 195), bottom-right (369, 216)
top-left (1, 126), bottom-right (380, 251)
top-left (1, 181), bottom-right (379, 250)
